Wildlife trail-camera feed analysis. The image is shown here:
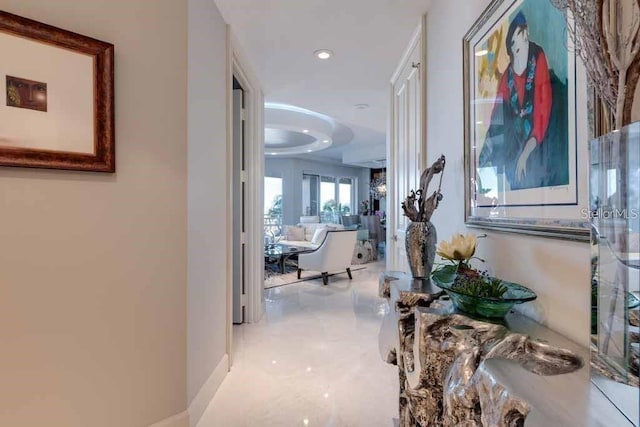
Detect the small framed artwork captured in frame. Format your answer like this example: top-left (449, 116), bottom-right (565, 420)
top-left (463, 0), bottom-right (589, 241)
top-left (0, 11), bottom-right (114, 172)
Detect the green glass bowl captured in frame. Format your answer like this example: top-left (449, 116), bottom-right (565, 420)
top-left (432, 276), bottom-right (537, 319)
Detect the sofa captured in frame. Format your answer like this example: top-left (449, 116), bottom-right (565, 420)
top-left (278, 216), bottom-right (344, 249)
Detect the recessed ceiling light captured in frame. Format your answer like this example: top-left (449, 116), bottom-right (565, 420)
top-left (354, 103), bottom-right (369, 110)
top-left (475, 49), bottom-right (488, 57)
top-left (322, 140), bottom-right (329, 143)
top-left (314, 49), bottom-right (333, 60)
top-left (302, 129), bottom-right (309, 133)
top-left (307, 150), bottom-right (312, 153)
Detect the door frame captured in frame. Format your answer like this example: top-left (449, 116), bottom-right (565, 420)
top-left (226, 26), bottom-right (265, 365)
top-left (387, 15), bottom-right (427, 270)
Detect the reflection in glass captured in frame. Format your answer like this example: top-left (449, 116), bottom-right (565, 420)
top-left (590, 122), bottom-right (639, 424)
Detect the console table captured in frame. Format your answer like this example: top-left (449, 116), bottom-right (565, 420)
top-left (378, 271), bottom-right (634, 426)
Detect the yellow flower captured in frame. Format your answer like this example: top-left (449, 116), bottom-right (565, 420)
top-left (436, 233), bottom-right (477, 261)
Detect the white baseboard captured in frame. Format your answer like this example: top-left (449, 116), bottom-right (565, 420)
top-left (148, 410), bottom-right (189, 427)
top-left (189, 354), bottom-right (229, 427)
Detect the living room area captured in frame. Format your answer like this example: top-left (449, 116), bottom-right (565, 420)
top-left (263, 155), bottom-right (387, 288)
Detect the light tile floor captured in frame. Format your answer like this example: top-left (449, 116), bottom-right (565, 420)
top-left (197, 260), bottom-right (399, 427)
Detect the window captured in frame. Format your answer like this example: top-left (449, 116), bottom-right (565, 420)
top-left (302, 174), bottom-right (319, 216)
top-left (303, 173), bottom-right (355, 223)
top-left (320, 176), bottom-right (336, 221)
top-left (264, 177), bottom-right (282, 240)
top-left (338, 178), bottom-right (353, 214)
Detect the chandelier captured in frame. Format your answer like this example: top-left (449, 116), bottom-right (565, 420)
top-left (370, 175), bottom-right (387, 200)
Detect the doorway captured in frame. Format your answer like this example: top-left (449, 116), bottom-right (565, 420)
top-left (227, 45), bottom-right (265, 350)
top-left (232, 77), bottom-right (247, 324)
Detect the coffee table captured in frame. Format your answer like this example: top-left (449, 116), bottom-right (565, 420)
top-left (264, 244), bottom-right (315, 274)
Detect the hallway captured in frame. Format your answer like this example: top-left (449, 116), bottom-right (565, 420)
top-left (198, 261), bottom-right (398, 426)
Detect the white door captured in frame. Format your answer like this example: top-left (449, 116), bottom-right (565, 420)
top-left (388, 17), bottom-right (426, 272)
top-left (232, 86), bottom-right (246, 324)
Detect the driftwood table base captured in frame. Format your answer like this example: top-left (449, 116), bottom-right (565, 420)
top-left (377, 271), bottom-right (606, 427)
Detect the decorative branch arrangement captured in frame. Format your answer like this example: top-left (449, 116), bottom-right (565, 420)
top-left (401, 155), bottom-right (446, 222)
top-left (551, 0), bottom-right (640, 128)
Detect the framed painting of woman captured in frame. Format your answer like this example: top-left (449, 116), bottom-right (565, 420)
top-left (463, 0), bottom-right (589, 240)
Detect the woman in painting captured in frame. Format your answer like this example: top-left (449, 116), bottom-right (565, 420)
top-left (6, 75), bottom-right (47, 112)
top-left (478, 11), bottom-right (568, 191)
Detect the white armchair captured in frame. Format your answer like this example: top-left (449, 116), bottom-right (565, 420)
top-left (297, 230), bottom-right (357, 285)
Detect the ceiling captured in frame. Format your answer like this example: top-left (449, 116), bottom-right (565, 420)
top-left (214, 0), bottom-right (432, 168)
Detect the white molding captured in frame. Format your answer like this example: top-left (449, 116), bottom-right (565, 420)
top-left (387, 74), bottom-right (399, 270)
top-left (148, 411), bottom-right (189, 427)
top-left (387, 15), bottom-right (426, 272)
top-left (229, 30), bottom-right (264, 91)
top-left (225, 23), bottom-right (234, 367)
top-left (246, 86), bottom-right (264, 324)
top-left (384, 81), bottom-right (397, 271)
top-left (420, 13), bottom-right (428, 168)
top-left (390, 21), bottom-right (422, 85)
top-left (188, 354), bottom-right (229, 427)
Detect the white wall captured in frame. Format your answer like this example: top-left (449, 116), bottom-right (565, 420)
top-left (0, 1), bottom-right (188, 426)
top-left (265, 158), bottom-right (370, 225)
top-left (426, 0), bottom-right (590, 346)
top-left (187, 0), bottom-right (229, 424)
